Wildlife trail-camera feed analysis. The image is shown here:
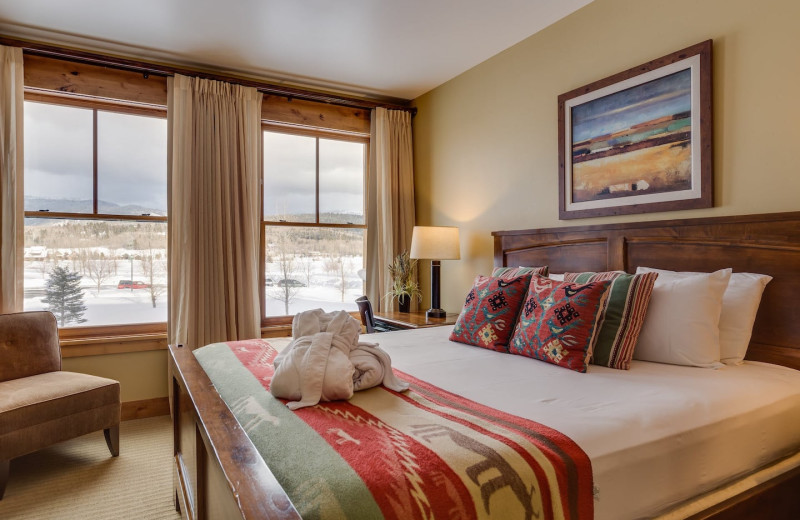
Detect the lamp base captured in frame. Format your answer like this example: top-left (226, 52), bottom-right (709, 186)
top-left (426, 308), bottom-right (447, 319)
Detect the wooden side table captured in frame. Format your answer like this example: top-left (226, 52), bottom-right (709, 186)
top-left (374, 311), bottom-right (459, 330)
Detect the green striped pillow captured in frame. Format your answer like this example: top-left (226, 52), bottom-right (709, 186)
top-left (492, 266), bottom-right (548, 279)
top-left (564, 271), bottom-right (658, 370)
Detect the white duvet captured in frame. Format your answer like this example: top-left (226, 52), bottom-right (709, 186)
top-left (371, 326), bottom-right (800, 520)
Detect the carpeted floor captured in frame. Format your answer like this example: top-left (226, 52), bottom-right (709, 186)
top-left (0, 416), bottom-right (180, 520)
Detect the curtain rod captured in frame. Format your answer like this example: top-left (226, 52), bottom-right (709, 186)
top-left (0, 35), bottom-right (416, 114)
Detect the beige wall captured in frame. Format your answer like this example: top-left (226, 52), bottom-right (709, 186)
top-left (63, 350), bottom-right (168, 402)
top-left (412, 0), bottom-right (800, 310)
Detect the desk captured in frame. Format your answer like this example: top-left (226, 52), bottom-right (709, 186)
top-left (374, 311), bottom-right (459, 330)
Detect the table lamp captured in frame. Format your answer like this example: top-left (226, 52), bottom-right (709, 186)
top-left (410, 226), bottom-right (460, 319)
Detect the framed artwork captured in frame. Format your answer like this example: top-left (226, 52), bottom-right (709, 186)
top-left (558, 40), bottom-right (712, 219)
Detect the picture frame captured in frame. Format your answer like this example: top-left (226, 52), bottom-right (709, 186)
top-left (558, 40), bottom-right (712, 220)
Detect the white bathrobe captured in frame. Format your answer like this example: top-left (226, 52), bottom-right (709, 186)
top-left (271, 309), bottom-right (408, 410)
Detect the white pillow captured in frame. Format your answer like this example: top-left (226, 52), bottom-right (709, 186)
top-left (637, 268), bottom-right (772, 365)
top-left (633, 268), bottom-right (731, 368)
top-left (548, 273), bottom-right (565, 281)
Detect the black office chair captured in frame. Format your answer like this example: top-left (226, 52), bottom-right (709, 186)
top-left (355, 295), bottom-right (377, 333)
top-left (355, 296), bottom-right (401, 333)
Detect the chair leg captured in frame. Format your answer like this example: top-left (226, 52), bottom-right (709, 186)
top-left (0, 459), bottom-right (9, 500)
top-left (104, 425), bottom-right (120, 457)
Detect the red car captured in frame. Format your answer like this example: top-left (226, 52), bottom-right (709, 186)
top-left (117, 280), bottom-right (150, 289)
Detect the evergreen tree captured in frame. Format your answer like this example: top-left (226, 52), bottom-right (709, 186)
top-left (42, 265), bottom-right (88, 327)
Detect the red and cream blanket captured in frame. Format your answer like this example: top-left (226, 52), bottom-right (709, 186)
top-left (194, 338), bottom-right (594, 520)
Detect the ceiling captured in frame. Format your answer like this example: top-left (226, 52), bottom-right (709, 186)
top-left (0, 0), bottom-right (593, 101)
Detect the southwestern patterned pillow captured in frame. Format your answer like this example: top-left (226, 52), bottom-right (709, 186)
top-left (450, 273), bottom-right (533, 352)
top-left (491, 266), bottom-right (548, 279)
top-left (508, 275), bottom-right (612, 373)
top-left (564, 271), bottom-right (658, 370)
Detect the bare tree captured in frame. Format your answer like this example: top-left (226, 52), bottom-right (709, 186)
top-left (77, 249), bottom-right (90, 276)
top-left (37, 256), bottom-right (51, 279)
top-left (325, 255), bottom-right (351, 302)
top-left (267, 231), bottom-right (301, 314)
top-left (299, 256), bottom-right (314, 287)
top-left (140, 246), bottom-right (166, 308)
top-left (85, 251), bottom-right (115, 295)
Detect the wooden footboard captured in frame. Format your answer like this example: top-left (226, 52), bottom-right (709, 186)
top-left (169, 343), bottom-right (299, 520)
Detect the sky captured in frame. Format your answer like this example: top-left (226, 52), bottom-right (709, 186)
top-left (263, 131), bottom-right (365, 223)
top-left (571, 68), bottom-right (692, 143)
top-left (24, 101), bottom-right (364, 221)
top-left (24, 101), bottom-right (168, 213)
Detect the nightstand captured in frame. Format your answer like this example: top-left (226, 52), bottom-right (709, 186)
top-left (373, 311), bottom-right (459, 330)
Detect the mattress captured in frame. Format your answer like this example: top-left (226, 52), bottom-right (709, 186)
top-left (369, 326), bottom-right (800, 520)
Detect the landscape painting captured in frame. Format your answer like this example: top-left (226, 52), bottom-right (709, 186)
top-left (558, 40), bottom-right (712, 219)
top-left (570, 69), bottom-right (691, 203)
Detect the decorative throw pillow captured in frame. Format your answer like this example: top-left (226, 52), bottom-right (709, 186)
top-left (636, 268), bottom-right (771, 365)
top-left (564, 271), bottom-right (658, 370)
top-left (450, 273), bottom-right (533, 352)
top-left (633, 268), bottom-right (731, 368)
top-left (491, 265), bottom-right (548, 279)
top-left (508, 275), bottom-right (612, 373)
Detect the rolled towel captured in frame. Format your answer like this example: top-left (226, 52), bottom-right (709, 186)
top-left (350, 342), bottom-right (409, 392)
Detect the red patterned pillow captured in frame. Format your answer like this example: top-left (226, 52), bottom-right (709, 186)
top-left (508, 275), bottom-right (612, 372)
top-left (450, 273), bottom-right (533, 352)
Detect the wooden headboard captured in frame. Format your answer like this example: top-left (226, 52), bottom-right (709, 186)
top-left (492, 211), bottom-right (800, 371)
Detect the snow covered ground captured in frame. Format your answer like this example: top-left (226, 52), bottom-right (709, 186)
top-left (23, 256), bottom-right (363, 327)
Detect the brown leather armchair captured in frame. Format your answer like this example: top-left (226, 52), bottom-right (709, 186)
top-left (0, 311), bottom-right (120, 499)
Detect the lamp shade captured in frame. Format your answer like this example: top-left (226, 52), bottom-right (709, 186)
top-left (410, 226), bottom-right (460, 260)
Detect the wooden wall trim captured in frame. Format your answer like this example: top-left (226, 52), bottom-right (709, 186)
top-left (24, 53), bottom-right (168, 106)
top-left (23, 53), bottom-right (374, 135)
top-left (262, 95), bottom-right (370, 135)
top-left (2, 34), bottom-right (412, 111)
top-left (122, 397), bottom-right (170, 421)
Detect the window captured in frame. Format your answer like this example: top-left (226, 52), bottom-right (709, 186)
top-left (262, 127), bottom-right (367, 321)
top-left (23, 99), bottom-right (168, 331)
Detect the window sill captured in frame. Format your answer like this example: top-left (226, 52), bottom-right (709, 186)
top-left (261, 325), bottom-right (292, 338)
top-left (60, 333), bottom-right (168, 358)
top-left (59, 326), bottom-right (294, 358)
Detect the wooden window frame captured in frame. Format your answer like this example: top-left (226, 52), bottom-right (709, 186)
top-left (23, 91), bottom-right (169, 338)
top-left (260, 123), bottom-right (369, 326)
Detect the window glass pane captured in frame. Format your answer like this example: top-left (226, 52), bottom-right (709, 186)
top-left (23, 218), bottom-right (168, 327)
top-left (319, 139), bottom-right (365, 225)
top-left (263, 132), bottom-right (316, 223)
top-left (264, 225), bottom-right (364, 316)
top-left (24, 102), bottom-right (93, 213)
top-left (98, 111), bottom-right (167, 215)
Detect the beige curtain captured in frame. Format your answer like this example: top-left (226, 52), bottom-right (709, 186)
top-left (366, 108), bottom-right (416, 311)
top-left (0, 46), bottom-right (24, 314)
top-left (167, 74), bottom-right (262, 347)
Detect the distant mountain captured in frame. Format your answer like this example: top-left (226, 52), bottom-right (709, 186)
top-left (24, 197), bottom-right (166, 217)
top-left (264, 212), bottom-right (364, 225)
top-left (25, 198), bottom-right (361, 224)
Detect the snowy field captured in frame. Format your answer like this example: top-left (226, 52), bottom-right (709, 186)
top-left (24, 255), bottom-right (363, 327)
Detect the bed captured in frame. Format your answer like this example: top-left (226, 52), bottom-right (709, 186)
top-left (169, 211), bottom-right (800, 519)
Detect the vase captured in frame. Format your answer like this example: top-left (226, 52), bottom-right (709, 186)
top-left (397, 295), bottom-right (410, 313)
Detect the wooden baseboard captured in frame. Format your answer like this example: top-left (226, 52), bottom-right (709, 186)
top-left (121, 397), bottom-right (170, 421)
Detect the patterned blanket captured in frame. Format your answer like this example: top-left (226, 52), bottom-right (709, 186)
top-left (195, 339), bottom-right (593, 520)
